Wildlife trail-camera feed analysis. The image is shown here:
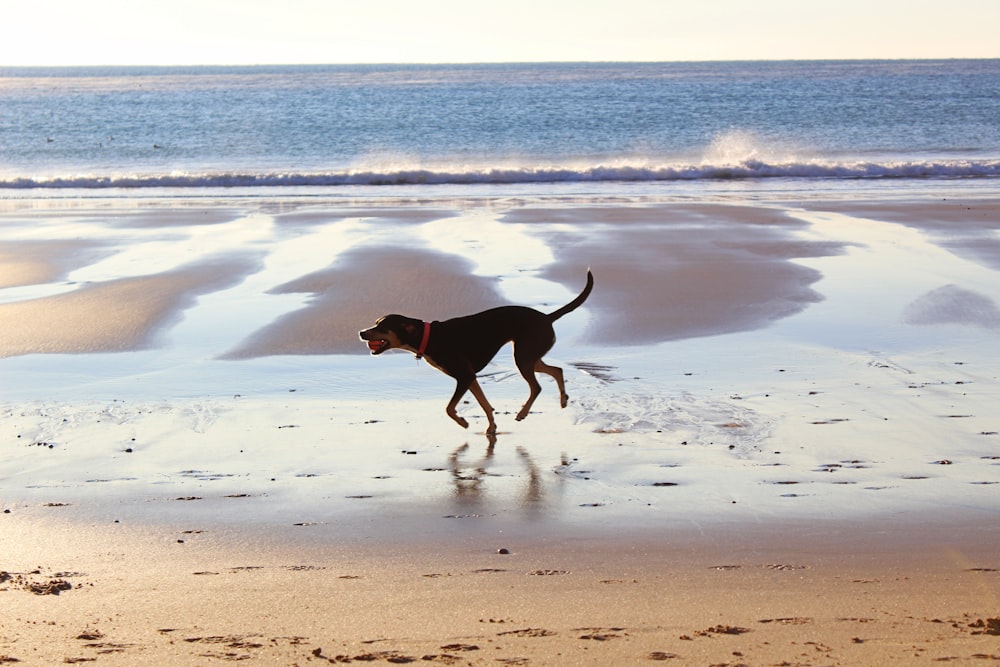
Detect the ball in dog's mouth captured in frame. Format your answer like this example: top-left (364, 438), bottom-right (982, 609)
top-left (367, 339), bottom-right (389, 354)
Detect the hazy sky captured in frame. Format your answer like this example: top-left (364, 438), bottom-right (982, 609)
top-left (2, 0), bottom-right (998, 66)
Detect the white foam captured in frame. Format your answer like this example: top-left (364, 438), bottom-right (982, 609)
top-left (4, 157), bottom-right (999, 190)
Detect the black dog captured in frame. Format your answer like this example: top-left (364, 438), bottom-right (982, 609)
top-left (360, 271), bottom-right (593, 433)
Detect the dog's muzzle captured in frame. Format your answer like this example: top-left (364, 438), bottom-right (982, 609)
top-left (359, 330), bottom-right (390, 355)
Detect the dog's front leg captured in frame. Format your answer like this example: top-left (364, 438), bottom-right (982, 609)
top-left (445, 377), bottom-right (472, 429)
top-left (467, 378), bottom-right (498, 434)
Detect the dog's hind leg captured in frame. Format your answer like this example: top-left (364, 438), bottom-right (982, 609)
top-left (513, 355), bottom-right (544, 422)
top-left (515, 357), bottom-right (569, 421)
top-left (534, 359), bottom-right (568, 408)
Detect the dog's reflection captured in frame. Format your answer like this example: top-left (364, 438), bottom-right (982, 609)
top-left (447, 434), bottom-right (543, 513)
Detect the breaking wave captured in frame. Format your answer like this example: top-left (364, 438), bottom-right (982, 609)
top-left (4, 158), bottom-right (1000, 190)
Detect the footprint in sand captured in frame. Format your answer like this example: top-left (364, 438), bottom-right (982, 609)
top-left (759, 617), bottom-right (813, 625)
top-left (497, 628), bottom-right (556, 638)
top-left (439, 643), bottom-right (480, 652)
top-left (692, 624), bottom-right (751, 637)
top-left (575, 627), bottom-right (626, 641)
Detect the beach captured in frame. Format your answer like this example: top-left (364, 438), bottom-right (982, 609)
top-left (2, 190), bottom-right (1000, 664)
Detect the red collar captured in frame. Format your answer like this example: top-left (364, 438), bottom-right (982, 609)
top-left (416, 321), bottom-right (431, 358)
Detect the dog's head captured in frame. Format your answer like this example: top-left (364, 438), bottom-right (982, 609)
top-left (359, 314), bottom-right (423, 355)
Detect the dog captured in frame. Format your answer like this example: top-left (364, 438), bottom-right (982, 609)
top-left (359, 270), bottom-right (593, 434)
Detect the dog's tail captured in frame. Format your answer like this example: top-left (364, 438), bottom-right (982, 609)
top-left (548, 270), bottom-right (594, 321)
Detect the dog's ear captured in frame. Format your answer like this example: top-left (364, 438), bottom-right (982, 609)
top-left (402, 322), bottom-right (420, 335)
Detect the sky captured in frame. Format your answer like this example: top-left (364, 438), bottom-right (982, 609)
top-left (1, 0), bottom-right (998, 67)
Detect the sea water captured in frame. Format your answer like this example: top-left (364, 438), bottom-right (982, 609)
top-left (2, 60), bottom-right (999, 196)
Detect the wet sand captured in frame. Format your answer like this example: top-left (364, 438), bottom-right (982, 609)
top-left (2, 191), bottom-right (1000, 663)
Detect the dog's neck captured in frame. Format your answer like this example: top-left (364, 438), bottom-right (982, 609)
top-left (415, 321), bottom-right (431, 359)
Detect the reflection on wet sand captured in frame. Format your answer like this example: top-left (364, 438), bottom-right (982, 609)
top-left (447, 435), bottom-right (544, 514)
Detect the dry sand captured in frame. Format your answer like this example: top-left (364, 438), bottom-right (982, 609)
top-left (3, 512), bottom-right (999, 665)
top-left (2, 191), bottom-right (1000, 664)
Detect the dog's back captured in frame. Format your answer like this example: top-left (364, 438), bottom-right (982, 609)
top-left (432, 306), bottom-right (552, 374)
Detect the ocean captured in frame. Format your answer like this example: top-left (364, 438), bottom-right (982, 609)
top-left (2, 60), bottom-right (1000, 195)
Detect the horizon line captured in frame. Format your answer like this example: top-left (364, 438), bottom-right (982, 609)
top-left (0, 55), bottom-right (1000, 69)
top-left (3, 56), bottom-right (1000, 70)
